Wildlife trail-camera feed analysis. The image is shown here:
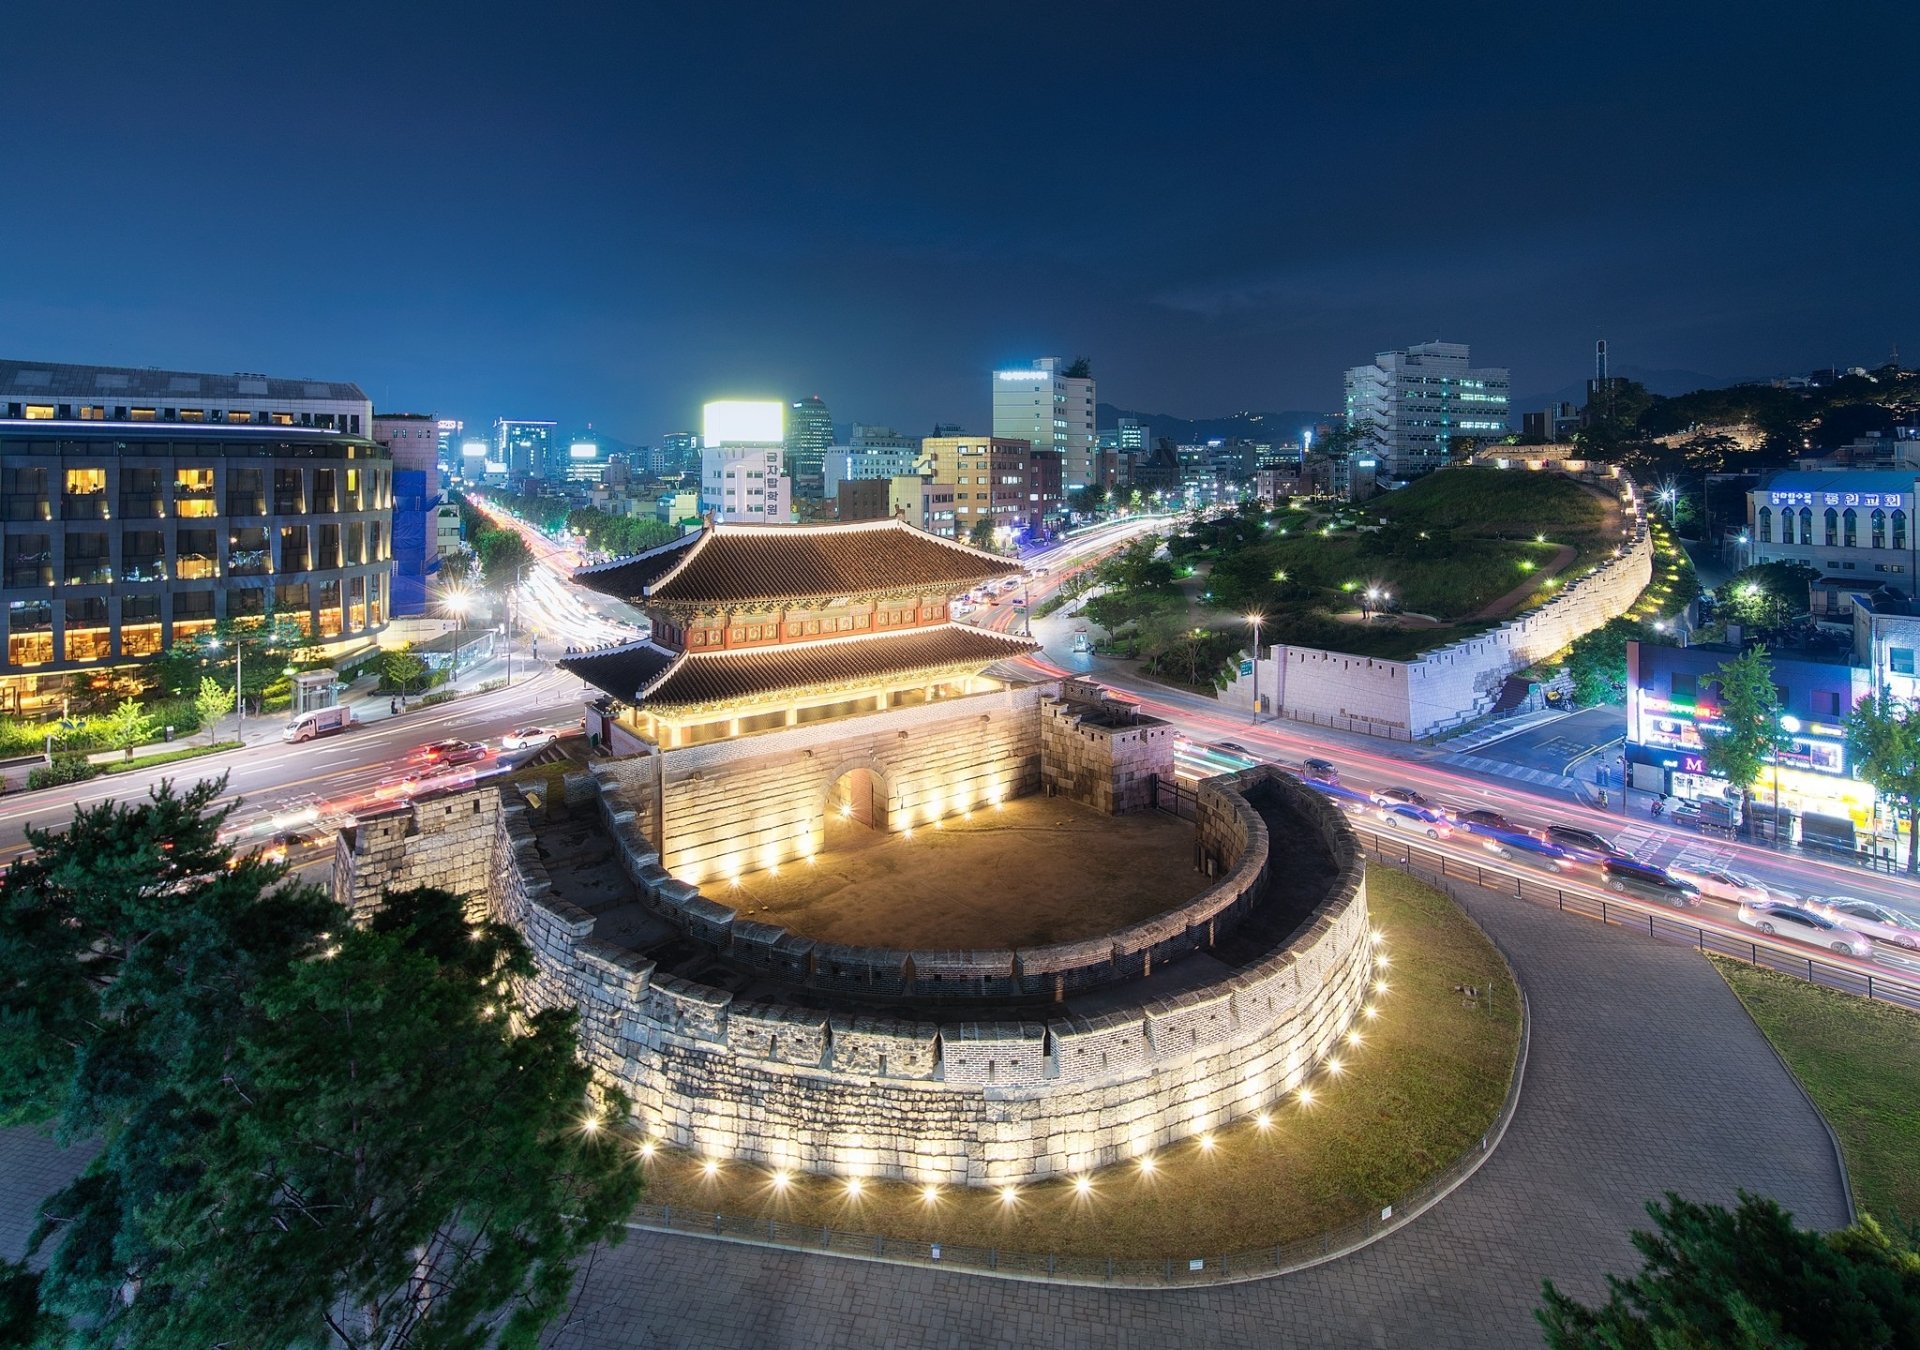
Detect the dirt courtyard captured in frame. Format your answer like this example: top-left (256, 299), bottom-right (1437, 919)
top-left (726, 797), bottom-right (1206, 950)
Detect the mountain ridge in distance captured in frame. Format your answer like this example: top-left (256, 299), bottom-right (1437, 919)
top-left (1096, 402), bottom-right (1328, 445)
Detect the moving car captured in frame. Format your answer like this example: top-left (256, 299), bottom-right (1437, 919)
top-left (1375, 804), bottom-right (1452, 839)
top-left (502, 725), bottom-right (563, 751)
top-left (1669, 865), bottom-right (1776, 904)
top-left (1370, 786), bottom-right (1446, 815)
top-left (1737, 901), bottom-right (1875, 958)
top-left (1804, 896), bottom-right (1920, 950)
top-left (421, 739), bottom-right (488, 766)
top-left (1601, 858), bottom-right (1700, 907)
top-left (1208, 741), bottom-right (1255, 760)
top-left (1300, 757), bottom-right (1339, 786)
top-left (1542, 824), bottom-right (1624, 863)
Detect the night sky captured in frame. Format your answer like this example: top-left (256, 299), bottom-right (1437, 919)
top-left (4, 1), bottom-right (1914, 441)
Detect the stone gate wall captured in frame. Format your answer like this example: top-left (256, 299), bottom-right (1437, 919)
top-left (1223, 471), bottom-right (1656, 739)
top-left (591, 683), bottom-right (1050, 885)
top-left (482, 765), bottom-right (1373, 1186)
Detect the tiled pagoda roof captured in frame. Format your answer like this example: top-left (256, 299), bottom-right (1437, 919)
top-left (561, 625), bottom-right (1039, 715)
top-left (572, 518), bottom-right (1023, 608)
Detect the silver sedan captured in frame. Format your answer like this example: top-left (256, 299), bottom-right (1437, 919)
top-left (1805, 896), bottom-right (1920, 951)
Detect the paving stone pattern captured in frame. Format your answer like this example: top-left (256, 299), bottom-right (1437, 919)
top-left (0, 875), bottom-right (1851, 1347)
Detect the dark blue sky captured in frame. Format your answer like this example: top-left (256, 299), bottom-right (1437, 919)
top-left (3, 1), bottom-right (1914, 442)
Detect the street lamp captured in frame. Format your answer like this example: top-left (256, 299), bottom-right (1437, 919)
top-left (445, 591), bottom-right (474, 676)
top-left (1245, 612), bottom-right (1264, 719)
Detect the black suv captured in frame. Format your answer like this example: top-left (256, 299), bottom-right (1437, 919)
top-left (1602, 859), bottom-right (1701, 907)
top-left (1544, 824), bottom-right (1624, 862)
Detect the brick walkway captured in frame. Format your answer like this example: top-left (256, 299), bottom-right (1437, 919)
top-left (1, 881), bottom-right (1852, 1348)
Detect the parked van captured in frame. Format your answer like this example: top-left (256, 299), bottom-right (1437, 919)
top-left (283, 706), bottom-right (359, 743)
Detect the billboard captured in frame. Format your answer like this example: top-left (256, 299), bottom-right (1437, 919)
top-left (703, 400), bottom-right (784, 446)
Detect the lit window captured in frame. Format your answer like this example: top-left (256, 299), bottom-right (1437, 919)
top-left (23, 405), bottom-right (54, 420)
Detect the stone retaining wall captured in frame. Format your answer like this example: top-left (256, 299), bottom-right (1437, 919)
top-left (1225, 470), bottom-right (1656, 739)
top-left (482, 766), bottom-right (1372, 1185)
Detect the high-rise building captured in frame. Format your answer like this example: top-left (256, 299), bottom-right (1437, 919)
top-left (786, 394), bottom-right (833, 499)
top-left (921, 435), bottom-right (1052, 537)
top-left (434, 418), bottom-right (463, 472)
top-left (1098, 416), bottom-right (1150, 455)
top-left (0, 359), bottom-right (393, 707)
top-left (658, 431), bottom-right (700, 477)
top-left (1343, 342), bottom-right (1509, 479)
top-left (823, 426), bottom-right (926, 497)
top-left (700, 400), bottom-right (791, 523)
top-left (493, 417), bottom-right (556, 487)
top-left (992, 357), bottom-right (1097, 488)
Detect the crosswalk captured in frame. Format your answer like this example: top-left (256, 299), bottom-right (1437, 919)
top-left (1444, 752), bottom-right (1587, 797)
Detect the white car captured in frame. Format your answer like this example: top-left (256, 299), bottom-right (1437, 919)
top-left (1670, 866), bottom-right (1776, 904)
top-left (1735, 901), bottom-right (1874, 958)
top-left (501, 725), bottom-right (562, 751)
top-left (1804, 896), bottom-right (1920, 951)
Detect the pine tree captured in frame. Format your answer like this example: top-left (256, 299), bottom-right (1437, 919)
top-left (0, 779), bottom-right (643, 1346)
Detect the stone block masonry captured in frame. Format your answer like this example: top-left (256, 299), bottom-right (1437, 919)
top-left (594, 684), bottom-right (1050, 885)
top-left (473, 765), bottom-right (1372, 1186)
top-left (1039, 688), bottom-right (1176, 814)
top-left (326, 697), bottom-right (1375, 1187)
top-left (333, 787), bottom-right (501, 917)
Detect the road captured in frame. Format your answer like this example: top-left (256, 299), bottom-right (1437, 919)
top-left (985, 539), bottom-right (1920, 996)
top-left (0, 665), bottom-right (589, 870)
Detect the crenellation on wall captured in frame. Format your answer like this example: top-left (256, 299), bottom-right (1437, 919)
top-left (333, 692), bottom-right (1377, 1186)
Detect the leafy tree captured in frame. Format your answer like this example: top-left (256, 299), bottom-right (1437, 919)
top-left (0, 780), bottom-right (643, 1346)
top-left (1715, 562), bottom-right (1818, 635)
top-left (1062, 356), bottom-right (1092, 379)
top-left (1068, 484), bottom-right (1111, 517)
top-left (147, 642), bottom-right (206, 699)
top-left (438, 547), bottom-right (476, 589)
top-left (1701, 646), bottom-right (1787, 837)
top-left (378, 643), bottom-right (431, 696)
top-left (96, 696), bottom-right (155, 758)
top-left (191, 674), bottom-right (235, 745)
top-left (1847, 691), bottom-right (1920, 875)
top-left (968, 517), bottom-right (997, 551)
top-left (1563, 618), bottom-right (1645, 706)
top-left (475, 527), bottom-right (534, 589)
top-left (1538, 1192), bottom-right (1920, 1349)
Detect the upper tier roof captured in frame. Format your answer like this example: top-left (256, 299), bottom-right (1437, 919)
top-left (573, 518), bottom-right (1023, 607)
top-left (561, 624), bottom-right (1039, 714)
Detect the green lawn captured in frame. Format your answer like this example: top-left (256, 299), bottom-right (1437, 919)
top-left (1713, 959), bottom-right (1920, 1227)
top-left (1193, 467), bottom-right (1614, 654)
top-left (632, 868), bottom-right (1522, 1259)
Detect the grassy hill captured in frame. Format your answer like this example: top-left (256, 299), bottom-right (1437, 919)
top-left (1202, 468), bottom-right (1614, 638)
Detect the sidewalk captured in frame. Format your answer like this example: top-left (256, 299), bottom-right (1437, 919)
top-left (208, 650), bottom-right (536, 748)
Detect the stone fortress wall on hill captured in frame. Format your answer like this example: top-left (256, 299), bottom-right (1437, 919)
top-left (1224, 468), bottom-right (1656, 739)
top-left (334, 741), bottom-right (1374, 1186)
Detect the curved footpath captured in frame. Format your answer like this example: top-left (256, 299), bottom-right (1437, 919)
top-left (0, 877), bottom-right (1852, 1348)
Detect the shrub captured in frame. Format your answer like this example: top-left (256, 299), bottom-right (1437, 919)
top-left (27, 758), bottom-right (102, 790)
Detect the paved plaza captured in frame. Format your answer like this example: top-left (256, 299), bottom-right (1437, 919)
top-left (2, 875), bottom-right (1852, 1347)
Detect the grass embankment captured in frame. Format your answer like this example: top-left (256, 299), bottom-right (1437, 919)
top-left (1713, 959), bottom-right (1920, 1226)
top-left (632, 869), bottom-right (1522, 1258)
top-left (1196, 467), bottom-right (1615, 660)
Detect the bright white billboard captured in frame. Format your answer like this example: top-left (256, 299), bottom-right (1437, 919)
top-left (703, 400), bottom-right (784, 446)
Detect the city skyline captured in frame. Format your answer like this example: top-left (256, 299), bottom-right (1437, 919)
top-left (4, 3), bottom-right (1914, 442)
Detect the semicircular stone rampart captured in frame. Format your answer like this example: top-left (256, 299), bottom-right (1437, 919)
top-left (489, 765), bottom-right (1372, 1186)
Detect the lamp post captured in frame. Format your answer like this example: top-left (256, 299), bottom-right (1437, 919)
top-left (1245, 612), bottom-right (1264, 720)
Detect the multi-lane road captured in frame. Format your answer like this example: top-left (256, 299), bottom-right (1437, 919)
top-left (985, 531), bottom-right (1920, 996)
top-left (0, 665), bottom-right (589, 872)
top-left (9, 503), bottom-right (1913, 999)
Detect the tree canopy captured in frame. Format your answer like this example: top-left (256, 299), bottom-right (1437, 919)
top-left (0, 778), bottom-right (642, 1346)
top-left (1701, 646), bottom-right (1788, 831)
top-left (1539, 1192), bottom-right (1920, 1349)
top-left (1714, 561), bottom-right (1818, 637)
top-left (1848, 691), bottom-right (1920, 874)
